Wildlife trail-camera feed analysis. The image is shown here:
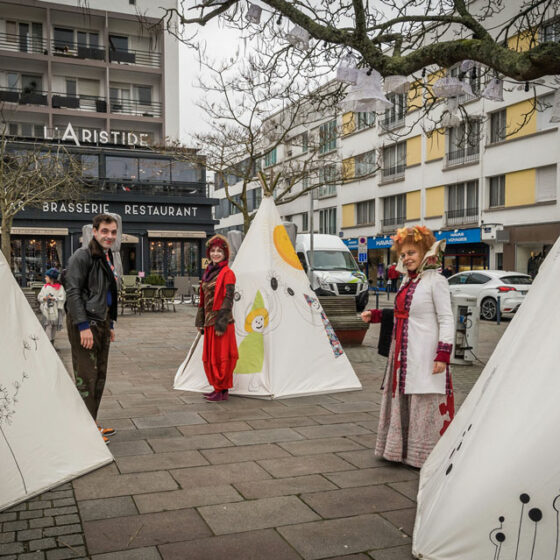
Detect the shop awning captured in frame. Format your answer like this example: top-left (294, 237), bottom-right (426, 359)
top-left (147, 230), bottom-right (206, 239)
top-left (121, 233), bottom-right (139, 244)
top-left (11, 227), bottom-right (69, 236)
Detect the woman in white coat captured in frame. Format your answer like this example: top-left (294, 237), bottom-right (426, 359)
top-left (38, 268), bottom-right (66, 346)
top-left (361, 226), bottom-right (454, 468)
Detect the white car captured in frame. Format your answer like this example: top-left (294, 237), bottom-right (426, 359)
top-left (447, 270), bottom-right (533, 321)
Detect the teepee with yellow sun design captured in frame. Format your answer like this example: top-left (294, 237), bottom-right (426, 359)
top-left (174, 195), bottom-right (362, 399)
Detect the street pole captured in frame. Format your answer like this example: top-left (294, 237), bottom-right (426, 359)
top-left (308, 189), bottom-right (314, 283)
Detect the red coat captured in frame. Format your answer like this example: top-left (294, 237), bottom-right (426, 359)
top-left (200, 264), bottom-right (238, 390)
top-left (388, 265), bottom-right (400, 280)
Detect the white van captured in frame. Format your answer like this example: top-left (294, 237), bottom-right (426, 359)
top-left (295, 234), bottom-right (369, 311)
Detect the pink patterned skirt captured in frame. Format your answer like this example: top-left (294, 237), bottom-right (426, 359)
top-left (375, 349), bottom-right (450, 469)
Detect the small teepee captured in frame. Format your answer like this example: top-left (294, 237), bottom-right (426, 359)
top-left (0, 251), bottom-right (113, 512)
top-left (174, 196), bottom-right (362, 399)
top-left (413, 235), bottom-right (560, 559)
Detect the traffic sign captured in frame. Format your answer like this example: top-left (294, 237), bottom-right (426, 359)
top-left (358, 252), bottom-right (367, 263)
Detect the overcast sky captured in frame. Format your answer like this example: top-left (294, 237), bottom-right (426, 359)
top-left (178, 20), bottom-right (243, 144)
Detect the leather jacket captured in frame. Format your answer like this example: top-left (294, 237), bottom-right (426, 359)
top-left (65, 238), bottom-right (118, 325)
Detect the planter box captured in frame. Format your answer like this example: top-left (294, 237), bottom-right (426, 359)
top-left (77, 46), bottom-right (104, 60)
top-left (19, 92), bottom-right (47, 105)
top-left (0, 90), bottom-right (20, 103)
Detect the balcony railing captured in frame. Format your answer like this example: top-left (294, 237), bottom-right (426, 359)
top-left (51, 93), bottom-right (107, 112)
top-left (446, 147), bottom-right (480, 167)
top-left (382, 163), bottom-right (406, 180)
top-left (50, 41), bottom-right (161, 67)
top-left (445, 207), bottom-right (479, 226)
top-left (0, 32), bottom-right (48, 55)
top-left (110, 99), bottom-right (162, 118)
top-left (381, 115), bottom-right (405, 131)
top-left (98, 180), bottom-right (205, 197)
top-left (109, 47), bottom-right (161, 68)
top-left (0, 87), bottom-right (48, 106)
top-left (381, 216), bottom-right (405, 232)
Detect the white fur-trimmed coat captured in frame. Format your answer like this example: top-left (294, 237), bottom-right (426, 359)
top-left (396, 269), bottom-right (454, 395)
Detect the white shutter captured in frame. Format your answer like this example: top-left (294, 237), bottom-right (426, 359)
top-left (536, 165), bottom-right (557, 202)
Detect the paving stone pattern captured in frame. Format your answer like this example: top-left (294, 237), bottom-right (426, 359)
top-left (0, 299), bottom-right (507, 559)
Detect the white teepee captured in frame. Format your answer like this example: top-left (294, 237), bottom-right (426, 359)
top-left (413, 235), bottom-right (560, 559)
top-left (0, 250), bottom-right (113, 512)
top-left (174, 196), bottom-right (362, 399)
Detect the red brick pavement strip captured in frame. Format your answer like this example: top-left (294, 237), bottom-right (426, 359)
top-left (0, 304), bottom-right (506, 559)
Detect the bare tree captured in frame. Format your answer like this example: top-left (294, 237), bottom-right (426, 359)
top-left (0, 134), bottom-right (86, 268)
top-left (168, 52), bottom-right (367, 233)
top-left (163, 0), bottom-right (560, 83)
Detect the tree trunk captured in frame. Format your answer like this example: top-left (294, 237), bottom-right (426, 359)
top-left (1, 216), bottom-right (12, 268)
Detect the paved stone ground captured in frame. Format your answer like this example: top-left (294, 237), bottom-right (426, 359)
top-left (0, 298), bottom-right (508, 560)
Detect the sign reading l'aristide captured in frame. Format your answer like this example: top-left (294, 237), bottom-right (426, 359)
top-left (43, 123), bottom-right (150, 147)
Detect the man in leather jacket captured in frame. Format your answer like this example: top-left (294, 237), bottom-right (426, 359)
top-left (65, 214), bottom-right (119, 441)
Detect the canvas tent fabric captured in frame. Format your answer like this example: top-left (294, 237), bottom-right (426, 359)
top-left (0, 250), bottom-right (113, 512)
top-left (413, 235), bottom-right (560, 559)
top-left (174, 196), bottom-right (362, 398)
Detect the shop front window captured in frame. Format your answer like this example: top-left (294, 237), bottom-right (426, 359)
top-left (11, 239), bottom-right (23, 284)
top-left (183, 241), bottom-right (199, 277)
top-left (25, 239), bottom-right (43, 283)
top-left (167, 241), bottom-right (181, 277)
top-left (149, 241), bottom-right (164, 277)
top-left (45, 238), bottom-right (63, 270)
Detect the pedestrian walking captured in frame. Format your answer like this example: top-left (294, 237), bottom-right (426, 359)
top-left (195, 234), bottom-right (238, 402)
top-left (387, 262), bottom-right (400, 292)
top-left (361, 225), bottom-right (454, 468)
top-left (37, 268), bottom-right (66, 346)
top-left (65, 214), bottom-right (118, 443)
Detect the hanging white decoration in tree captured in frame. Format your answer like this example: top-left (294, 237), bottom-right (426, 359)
top-left (433, 76), bottom-right (473, 98)
top-left (342, 69), bottom-right (393, 113)
top-left (285, 25), bottom-right (310, 50)
top-left (460, 59), bottom-right (475, 72)
top-left (442, 112), bottom-right (462, 128)
top-left (550, 89), bottom-right (560, 123)
top-left (335, 55), bottom-right (358, 85)
top-left (383, 75), bottom-right (411, 94)
top-left (482, 78), bottom-right (504, 101)
top-left (246, 3), bottom-right (262, 24)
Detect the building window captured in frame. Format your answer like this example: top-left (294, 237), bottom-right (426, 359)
top-left (319, 207), bottom-right (337, 234)
top-left (81, 154), bottom-right (99, 178)
top-left (319, 119), bottom-right (337, 153)
top-left (542, 18), bottom-right (560, 42)
top-left (446, 180), bottom-right (479, 225)
top-left (449, 64), bottom-right (481, 99)
top-left (355, 150), bottom-right (376, 178)
top-left (135, 85), bottom-right (152, 105)
top-left (263, 147), bottom-right (277, 167)
top-left (490, 110), bottom-right (506, 143)
top-left (447, 120), bottom-right (480, 165)
top-left (138, 158), bottom-right (170, 182)
top-left (382, 93), bottom-right (406, 130)
top-left (356, 111), bottom-right (375, 130)
top-left (171, 161), bottom-right (202, 182)
top-left (54, 27), bottom-right (74, 51)
top-left (105, 156), bottom-right (138, 180)
top-left (536, 165), bottom-right (557, 202)
top-left (489, 175), bottom-right (505, 207)
top-left (318, 164), bottom-right (337, 198)
top-left (382, 194), bottom-right (406, 230)
top-left (382, 142), bottom-right (406, 179)
top-left (357, 200), bottom-right (375, 225)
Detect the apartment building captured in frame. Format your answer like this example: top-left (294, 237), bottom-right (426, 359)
top-left (1, 0), bottom-right (214, 286)
top-left (211, 6), bottom-right (560, 278)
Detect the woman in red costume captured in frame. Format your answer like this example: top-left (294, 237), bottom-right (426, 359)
top-left (361, 226), bottom-right (454, 468)
top-left (195, 235), bottom-right (239, 402)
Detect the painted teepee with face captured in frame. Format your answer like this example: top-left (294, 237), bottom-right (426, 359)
top-left (0, 250), bottom-right (113, 512)
top-left (174, 196), bottom-right (361, 398)
top-left (413, 235), bottom-right (560, 559)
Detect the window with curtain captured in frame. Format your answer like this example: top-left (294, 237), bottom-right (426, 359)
top-left (536, 165), bottom-right (557, 202)
top-left (357, 200), bottom-right (375, 224)
top-left (319, 119), bottom-right (337, 153)
top-left (490, 110), bottom-right (506, 143)
top-left (489, 175), bottom-right (505, 207)
top-left (355, 150), bottom-right (376, 177)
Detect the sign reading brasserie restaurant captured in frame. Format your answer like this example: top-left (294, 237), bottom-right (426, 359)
top-left (43, 201), bottom-right (199, 217)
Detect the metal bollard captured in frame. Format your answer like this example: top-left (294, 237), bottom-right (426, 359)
top-left (496, 295), bottom-right (501, 325)
top-left (375, 290), bottom-right (379, 310)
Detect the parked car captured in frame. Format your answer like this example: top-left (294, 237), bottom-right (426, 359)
top-left (295, 234), bottom-right (369, 312)
top-left (447, 270), bottom-right (533, 321)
